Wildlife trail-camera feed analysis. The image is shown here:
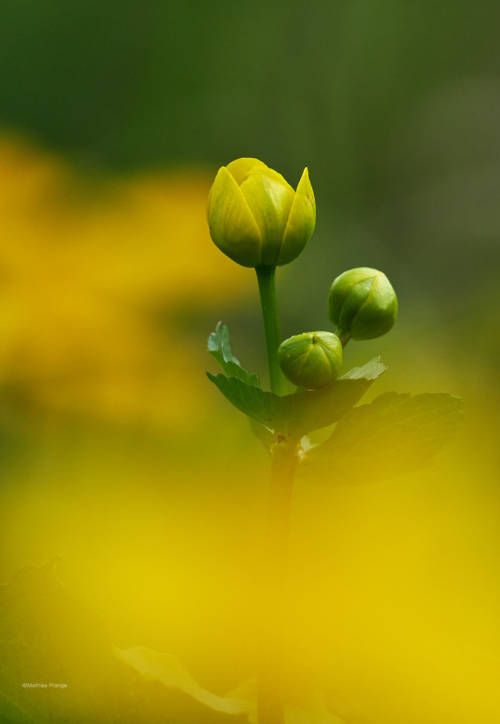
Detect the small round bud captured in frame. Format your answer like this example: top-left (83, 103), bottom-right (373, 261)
top-left (278, 331), bottom-right (343, 389)
top-left (328, 267), bottom-right (398, 340)
top-left (207, 157), bottom-right (316, 268)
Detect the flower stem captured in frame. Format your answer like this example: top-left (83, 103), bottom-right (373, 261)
top-left (255, 265), bottom-right (298, 724)
top-left (255, 265), bottom-right (287, 396)
top-left (258, 438), bottom-right (298, 724)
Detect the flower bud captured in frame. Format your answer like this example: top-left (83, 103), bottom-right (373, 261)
top-left (207, 157), bottom-right (315, 268)
top-left (328, 267), bottom-right (398, 340)
top-left (278, 331), bottom-right (343, 389)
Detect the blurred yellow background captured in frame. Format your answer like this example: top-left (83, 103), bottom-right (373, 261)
top-left (0, 133), bottom-right (498, 724)
top-left (0, 1), bottom-right (499, 722)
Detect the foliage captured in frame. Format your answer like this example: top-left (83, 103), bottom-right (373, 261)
top-left (116, 645), bottom-right (346, 724)
top-left (305, 391), bottom-right (464, 483)
top-left (208, 323), bottom-right (387, 438)
top-left (208, 321), bottom-right (260, 387)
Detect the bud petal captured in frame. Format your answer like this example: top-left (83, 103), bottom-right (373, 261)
top-left (225, 157), bottom-right (267, 184)
top-left (207, 167), bottom-right (262, 267)
top-left (240, 169), bottom-right (295, 265)
top-left (278, 331), bottom-right (343, 389)
top-left (328, 267), bottom-right (398, 340)
top-left (279, 168), bottom-right (316, 265)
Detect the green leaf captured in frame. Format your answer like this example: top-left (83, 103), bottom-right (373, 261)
top-left (207, 372), bottom-right (279, 429)
top-left (208, 321), bottom-right (259, 386)
top-left (248, 418), bottom-right (275, 451)
top-left (114, 646), bottom-right (253, 716)
top-left (0, 561), bottom-right (155, 723)
top-left (208, 357), bottom-right (387, 437)
top-left (305, 391), bottom-right (464, 483)
top-left (115, 652), bottom-right (347, 724)
top-left (283, 356), bottom-right (387, 436)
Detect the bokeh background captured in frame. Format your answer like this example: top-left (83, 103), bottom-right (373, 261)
top-left (0, 1), bottom-right (499, 722)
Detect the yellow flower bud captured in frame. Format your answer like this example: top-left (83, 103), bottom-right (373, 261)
top-left (207, 157), bottom-right (316, 268)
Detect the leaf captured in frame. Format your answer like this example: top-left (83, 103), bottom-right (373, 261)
top-left (248, 418), bottom-right (275, 451)
top-left (115, 653), bottom-right (347, 724)
top-left (283, 356), bottom-right (387, 436)
top-left (0, 561), bottom-right (153, 724)
top-left (208, 321), bottom-right (259, 386)
top-left (305, 391), bottom-right (464, 483)
top-left (208, 357), bottom-right (387, 437)
top-left (207, 372), bottom-right (280, 429)
top-left (114, 646), bottom-right (253, 716)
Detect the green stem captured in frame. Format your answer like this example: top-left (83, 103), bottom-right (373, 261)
top-left (255, 265), bottom-right (287, 396)
top-left (255, 264), bottom-right (297, 724)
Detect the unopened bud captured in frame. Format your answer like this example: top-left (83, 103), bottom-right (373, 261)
top-left (328, 267), bottom-right (398, 340)
top-left (278, 331), bottom-right (343, 389)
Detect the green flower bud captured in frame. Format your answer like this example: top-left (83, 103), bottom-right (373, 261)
top-left (207, 157), bottom-right (315, 268)
top-left (328, 267), bottom-right (398, 340)
top-left (278, 331), bottom-right (343, 389)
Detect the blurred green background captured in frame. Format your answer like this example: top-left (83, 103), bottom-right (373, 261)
top-left (2, 0), bottom-right (499, 367)
top-left (0, 1), bottom-right (499, 723)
